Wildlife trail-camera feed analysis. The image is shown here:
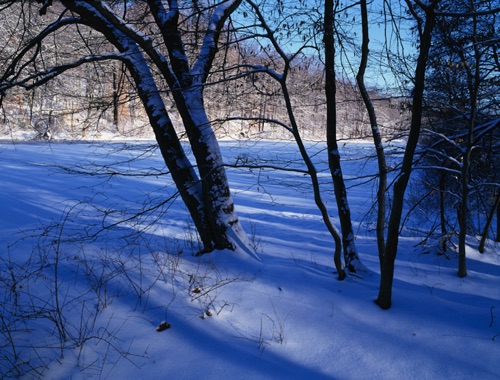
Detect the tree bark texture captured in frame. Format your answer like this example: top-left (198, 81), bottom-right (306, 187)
top-left (62, 0), bottom-right (245, 252)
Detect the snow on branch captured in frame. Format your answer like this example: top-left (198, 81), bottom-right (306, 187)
top-left (147, 0), bottom-right (190, 84)
top-left (191, 0), bottom-right (243, 83)
top-left (0, 17), bottom-right (81, 82)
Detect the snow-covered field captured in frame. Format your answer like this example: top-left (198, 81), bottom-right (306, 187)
top-left (1, 140), bottom-right (499, 379)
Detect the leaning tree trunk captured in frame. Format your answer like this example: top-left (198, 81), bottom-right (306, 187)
top-left (154, 0), bottom-right (247, 251)
top-left (457, 145), bottom-right (471, 277)
top-left (178, 88), bottom-right (246, 251)
top-left (120, 48), bottom-right (217, 250)
top-left (356, 0), bottom-right (387, 272)
top-left (63, 1), bottom-right (229, 251)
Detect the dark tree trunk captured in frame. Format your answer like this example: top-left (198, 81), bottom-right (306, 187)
top-left (479, 192), bottom-right (500, 252)
top-left (376, 2), bottom-right (438, 309)
top-left (356, 0), bottom-right (387, 272)
top-left (150, 0), bottom-right (246, 251)
top-left (281, 81), bottom-right (346, 280)
top-left (112, 71), bottom-right (119, 131)
top-left (324, 0), bottom-right (361, 273)
top-left (497, 195), bottom-right (500, 242)
top-left (245, 0), bottom-right (345, 276)
top-left (439, 173), bottom-right (447, 253)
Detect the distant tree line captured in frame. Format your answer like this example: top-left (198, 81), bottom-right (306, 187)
top-left (0, 2), bottom-right (405, 141)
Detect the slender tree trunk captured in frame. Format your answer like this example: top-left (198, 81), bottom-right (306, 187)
top-left (324, 0), bottom-right (361, 272)
top-left (457, 153), bottom-right (470, 277)
top-left (376, 2), bottom-right (439, 309)
top-left (439, 173), bottom-right (447, 253)
top-left (479, 192), bottom-right (500, 252)
top-left (457, 3), bottom-right (482, 277)
top-left (112, 71), bottom-right (119, 131)
top-left (497, 195), bottom-right (500, 242)
top-left (356, 0), bottom-right (387, 272)
top-left (281, 79), bottom-right (345, 280)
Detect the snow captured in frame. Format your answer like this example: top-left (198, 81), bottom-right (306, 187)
top-left (0, 140), bottom-right (499, 379)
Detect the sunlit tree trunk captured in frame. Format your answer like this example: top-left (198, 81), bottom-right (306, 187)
top-left (61, 0), bottom-right (246, 252)
top-left (324, 0), bottom-right (361, 273)
top-left (356, 0), bottom-right (387, 271)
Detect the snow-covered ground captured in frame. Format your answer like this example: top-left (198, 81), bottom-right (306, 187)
top-left (1, 140), bottom-right (499, 379)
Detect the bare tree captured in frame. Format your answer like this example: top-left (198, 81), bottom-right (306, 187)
top-left (424, 0), bottom-right (500, 276)
top-left (355, 0), bottom-right (388, 271)
top-left (237, 0), bottom-right (347, 278)
top-left (376, 0), bottom-right (441, 310)
top-left (324, 0), bottom-right (362, 273)
top-left (0, 0), bottom-right (251, 254)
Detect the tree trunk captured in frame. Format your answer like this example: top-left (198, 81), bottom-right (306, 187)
top-left (62, 0), bottom-right (246, 253)
top-left (179, 88), bottom-right (246, 251)
top-left (123, 54), bottom-right (216, 250)
top-left (497, 195), bottom-right (500, 242)
top-left (376, 2), bottom-right (438, 309)
top-left (245, 0), bottom-right (344, 275)
top-left (479, 192), bottom-right (500, 252)
top-left (356, 0), bottom-right (387, 272)
top-left (281, 82), bottom-right (345, 280)
top-left (64, 2), bottom-right (218, 250)
top-left (150, 0), bottom-right (247, 251)
top-left (324, 0), bottom-right (361, 273)
top-left (439, 173), bottom-right (447, 253)
top-left (457, 161), bottom-right (469, 277)
top-left (457, 3), bottom-right (483, 277)
top-left (112, 71), bottom-right (119, 131)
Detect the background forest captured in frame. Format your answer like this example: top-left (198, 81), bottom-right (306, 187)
top-left (0, 1), bottom-right (406, 141)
